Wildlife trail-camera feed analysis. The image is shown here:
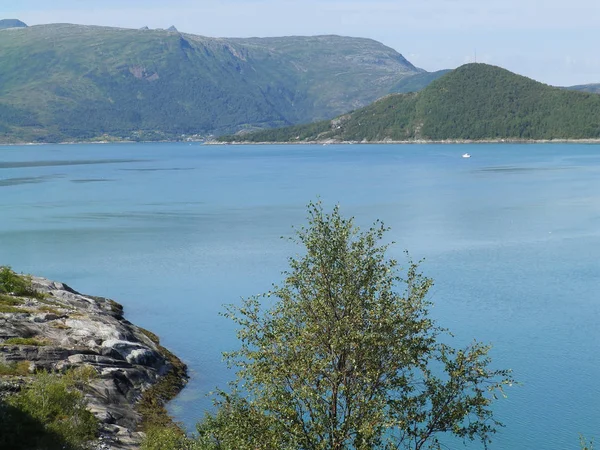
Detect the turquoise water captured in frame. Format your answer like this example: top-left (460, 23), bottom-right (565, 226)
top-left (1, 143), bottom-right (599, 448)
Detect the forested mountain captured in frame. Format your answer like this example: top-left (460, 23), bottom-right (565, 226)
top-left (388, 69), bottom-right (451, 93)
top-left (0, 23), bottom-right (426, 143)
top-left (226, 64), bottom-right (600, 142)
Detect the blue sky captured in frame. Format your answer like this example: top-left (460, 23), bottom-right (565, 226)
top-left (5, 0), bottom-right (600, 86)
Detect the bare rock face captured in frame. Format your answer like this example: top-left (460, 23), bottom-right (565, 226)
top-left (0, 277), bottom-right (187, 449)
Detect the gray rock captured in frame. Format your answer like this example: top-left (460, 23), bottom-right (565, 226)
top-left (0, 277), bottom-right (188, 449)
top-left (101, 339), bottom-right (164, 367)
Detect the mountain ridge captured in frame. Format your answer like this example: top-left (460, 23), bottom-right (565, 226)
top-left (566, 83), bottom-right (600, 94)
top-left (221, 63), bottom-right (600, 143)
top-left (0, 19), bottom-right (27, 29)
top-left (0, 23), bottom-right (427, 143)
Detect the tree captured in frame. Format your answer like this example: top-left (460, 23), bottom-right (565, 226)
top-left (201, 201), bottom-right (514, 450)
top-left (580, 436), bottom-right (595, 450)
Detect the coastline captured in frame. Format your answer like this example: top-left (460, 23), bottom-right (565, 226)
top-left (0, 274), bottom-right (188, 449)
top-left (3, 137), bottom-right (600, 146)
top-left (0, 138), bottom-right (206, 146)
top-left (209, 137), bottom-right (600, 145)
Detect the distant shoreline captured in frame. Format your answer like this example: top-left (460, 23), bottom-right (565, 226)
top-left (3, 137), bottom-right (600, 146)
top-left (0, 139), bottom-right (192, 146)
top-left (209, 138), bottom-right (600, 145)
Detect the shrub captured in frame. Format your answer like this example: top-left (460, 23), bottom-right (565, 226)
top-left (0, 371), bottom-right (98, 449)
top-left (141, 426), bottom-right (201, 450)
top-left (0, 360), bottom-right (31, 376)
top-left (0, 266), bottom-right (43, 299)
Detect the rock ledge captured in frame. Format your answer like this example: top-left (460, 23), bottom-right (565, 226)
top-left (0, 277), bottom-right (188, 449)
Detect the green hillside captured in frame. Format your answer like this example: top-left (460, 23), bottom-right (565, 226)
top-left (227, 64), bottom-right (600, 142)
top-left (0, 24), bottom-right (424, 143)
top-left (388, 69), bottom-right (451, 94)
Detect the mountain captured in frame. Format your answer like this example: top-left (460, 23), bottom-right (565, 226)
top-left (388, 69), bottom-right (451, 94)
top-left (0, 23), bottom-right (426, 143)
top-left (227, 64), bottom-right (600, 142)
top-left (0, 19), bottom-right (27, 29)
top-left (566, 83), bottom-right (600, 94)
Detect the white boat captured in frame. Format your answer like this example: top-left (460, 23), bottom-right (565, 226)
top-left (462, 153), bottom-right (471, 158)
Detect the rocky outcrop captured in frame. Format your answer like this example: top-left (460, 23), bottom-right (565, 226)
top-left (0, 277), bottom-right (187, 449)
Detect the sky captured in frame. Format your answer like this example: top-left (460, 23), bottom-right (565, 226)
top-left (4, 0), bottom-right (600, 86)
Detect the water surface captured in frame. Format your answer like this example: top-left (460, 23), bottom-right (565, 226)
top-left (1, 142), bottom-right (598, 449)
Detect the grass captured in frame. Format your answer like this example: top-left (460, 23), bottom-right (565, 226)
top-left (0, 294), bottom-right (25, 306)
top-left (0, 294), bottom-right (27, 313)
top-left (0, 293), bottom-right (63, 315)
top-left (67, 312), bottom-right (86, 319)
top-left (139, 327), bottom-right (160, 345)
top-left (35, 306), bottom-right (62, 315)
top-left (0, 305), bottom-right (24, 313)
top-left (35, 297), bottom-right (62, 308)
top-left (2, 337), bottom-right (48, 346)
top-left (0, 360), bottom-right (31, 376)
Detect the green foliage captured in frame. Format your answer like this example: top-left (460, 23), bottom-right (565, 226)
top-left (141, 426), bottom-right (202, 450)
top-left (221, 119), bottom-right (332, 143)
top-left (0, 370), bottom-right (98, 449)
top-left (581, 436), bottom-right (595, 450)
top-left (195, 393), bottom-right (295, 450)
top-left (0, 25), bottom-right (422, 142)
top-left (388, 69), bottom-right (451, 94)
top-left (62, 365), bottom-right (98, 386)
top-left (0, 304), bottom-right (24, 313)
top-left (0, 360), bottom-right (31, 376)
top-left (0, 293), bottom-right (25, 306)
top-left (3, 337), bottom-right (47, 346)
top-left (0, 266), bottom-right (43, 299)
top-left (35, 306), bottom-right (62, 315)
top-left (0, 266), bottom-right (31, 295)
top-left (415, 64), bottom-right (600, 140)
top-left (231, 63), bottom-right (600, 142)
top-left (194, 201), bottom-right (514, 450)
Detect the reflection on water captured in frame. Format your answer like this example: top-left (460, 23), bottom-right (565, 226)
top-left (0, 142), bottom-right (599, 449)
top-left (0, 159), bottom-right (145, 169)
top-left (0, 174), bottom-right (64, 186)
top-left (120, 167), bottom-right (195, 172)
top-left (70, 179), bottom-right (115, 183)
